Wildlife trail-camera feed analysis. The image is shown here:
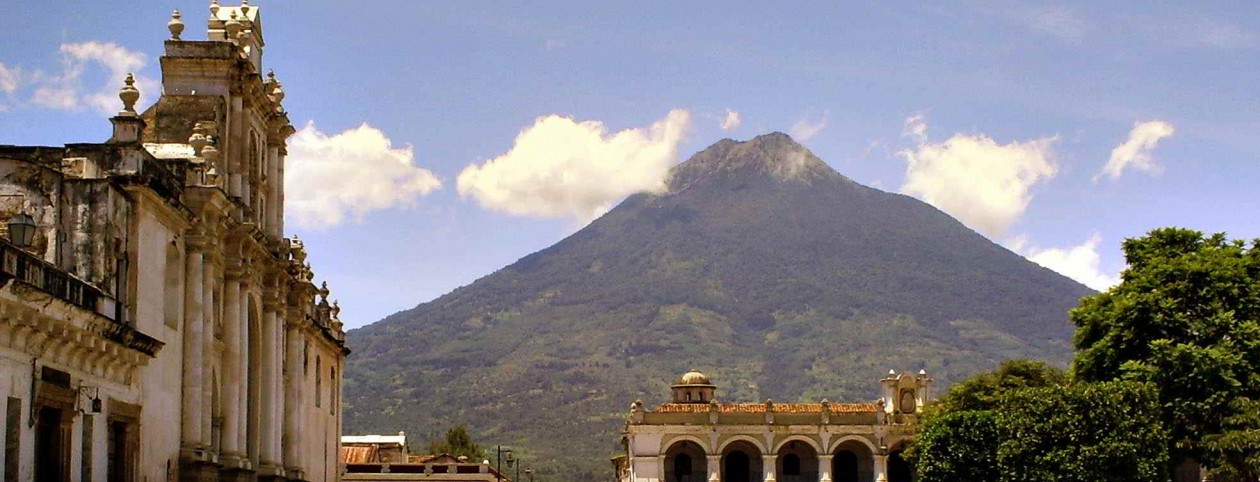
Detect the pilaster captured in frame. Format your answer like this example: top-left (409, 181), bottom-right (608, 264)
top-left (762, 455), bottom-right (777, 482)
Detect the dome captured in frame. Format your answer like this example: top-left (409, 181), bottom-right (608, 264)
top-left (676, 371), bottom-right (712, 386)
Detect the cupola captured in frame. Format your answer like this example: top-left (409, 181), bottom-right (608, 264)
top-left (670, 370), bottom-right (717, 404)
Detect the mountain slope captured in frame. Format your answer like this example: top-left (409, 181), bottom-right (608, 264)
top-left (343, 133), bottom-right (1093, 481)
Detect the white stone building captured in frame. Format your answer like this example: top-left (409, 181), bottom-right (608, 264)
top-left (0, 2), bottom-right (347, 482)
top-left (620, 371), bottom-right (931, 482)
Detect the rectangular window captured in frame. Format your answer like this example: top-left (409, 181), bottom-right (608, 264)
top-left (5, 397), bottom-right (19, 482)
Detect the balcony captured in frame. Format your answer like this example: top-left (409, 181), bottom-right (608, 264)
top-left (0, 238), bottom-right (163, 357)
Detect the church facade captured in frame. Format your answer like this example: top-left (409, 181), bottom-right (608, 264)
top-left (0, 2), bottom-right (346, 482)
top-left (620, 371), bottom-right (931, 482)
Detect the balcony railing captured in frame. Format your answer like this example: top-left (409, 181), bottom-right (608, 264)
top-left (0, 239), bottom-right (162, 357)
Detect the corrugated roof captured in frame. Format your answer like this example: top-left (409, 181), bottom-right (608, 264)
top-left (340, 446), bottom-right (377, 464)
top-left (654, 402), bottom-right (877, 414)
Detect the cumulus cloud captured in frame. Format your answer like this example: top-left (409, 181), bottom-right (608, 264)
top-left (720, 109), bottom-right (742, 131)
top-left (1094, 120), bottom-right (1175, 182)
top-left (457, 109), bottom-right (691, 223)
top-left (789, 111), bottom-right (827, 141)
top-left (29, 41), bottom-right (157, 115)
top-left (0, 63), bottom-right (19, 94)
top-left (1012, 233), bottom-right (1119, 291)
top-left (285, 122), bottom-right (441, 229)
top-left (899, 115), bottom-right (1058, 237)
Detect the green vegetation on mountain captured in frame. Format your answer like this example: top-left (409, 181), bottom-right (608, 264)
top-left (343, 133), bottom-right (1094, 481)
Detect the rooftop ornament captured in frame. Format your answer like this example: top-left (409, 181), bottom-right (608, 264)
top-left (7, 212), bottom-right (36, 248)
top-left (118, 73), bottom-right (139, 114)
top-left (168, 10), bottom-right (184, 40)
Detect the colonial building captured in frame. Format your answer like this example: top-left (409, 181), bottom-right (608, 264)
top-left (0, 2), bottom-right (348, 482)
top-left (621, 371), bottom-right (931, 482)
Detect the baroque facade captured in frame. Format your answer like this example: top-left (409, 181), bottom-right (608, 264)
top-left (620, 371), bottom-right (930, 482)
top-left (0, 2), bottom-right (348, 482)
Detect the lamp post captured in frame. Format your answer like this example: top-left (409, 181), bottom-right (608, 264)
top-left (496, 446), bottom-right (514, 482)
top-left (7, 212), bottom-right (35, 248)
top-left (525, 468), bottom-right (533, 482)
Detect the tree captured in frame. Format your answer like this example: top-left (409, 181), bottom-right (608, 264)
top-left (933, 359), bottom-right (1068, 413)
top-left (996, 381), bottom-right (1168, 482)
top-left (428, 425), bottom-right (486, 460)
top-left (1071, 228), bottom-right (1260, 480)
top-left (910, 360), bottom-right (1066, 482)
top-left (912, 410), bottom-right (1000, 482)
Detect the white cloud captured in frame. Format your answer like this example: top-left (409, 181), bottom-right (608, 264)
top-left (29, 41), bottom-right (157, 115)
top-left (285, 122), bottom-right (442, 229)
top-left (899, 115), bottom-right (1058, 237)
top-left (789, 111), bottom-right (827, 141)
top-left (903, 114), bottom-right (928, 140)
top-left (0, 63), bottom-right (19, 94)
top-left (1094, 120), bottom-right (1175, 182)
top-left (720, 109), bottom-right (742, 132)
top-left (1013, 233), bottom-right (1119, 291)
top-left (457, 109), bottom-right (691, 223)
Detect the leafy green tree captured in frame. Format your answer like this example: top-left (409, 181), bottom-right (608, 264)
top-left (934, 359), bottom-right (1068, 412)
top-left (912, 410), bottom-right (1000, 482)
top-left (1071, 228), bottom-right (1260, 480)
top-left (911, 360), bottom-right (1066, 482)
top-left (996, 381), bottom-right (1168, 482)
top-left (428, 425), bottom-right (486, 460)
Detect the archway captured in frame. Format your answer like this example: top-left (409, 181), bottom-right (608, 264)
top-left (887, 446), bottom-right (913, 482)
top-left (664, 440), bottom-right (707, 482)
top-left (776, 440), bottom-right (818, 482)
top-left (832, 440), bottom-right (874, 482)
top-left (721, 440), bottom-right (763, 482)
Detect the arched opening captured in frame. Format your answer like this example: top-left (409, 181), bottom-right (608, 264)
top-left (776, 440), bottom-right (817, 482)
top-left (664, 440), bottom-right (705, 482)
top-left (832, 440), bottom-right (874, 482)
top-left (887, 446), bottom-right (913, 482)
top-left (721, 440), bottom-right (762, 482)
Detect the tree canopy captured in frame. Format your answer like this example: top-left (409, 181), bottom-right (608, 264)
top-left (1071, 228), bottom-right (1260, 480)
top-left (428, 425), bottom-right (486, 461)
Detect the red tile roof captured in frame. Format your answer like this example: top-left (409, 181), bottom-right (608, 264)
top-left (340, 445), bottom-right (377, 464)
top-left (654, 402), bottom-right (877, 414)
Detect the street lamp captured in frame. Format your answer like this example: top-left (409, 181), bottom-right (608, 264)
top-left (496, 446), bottom-right (513, 482)
top-left (7, 212), bottom-right (35, 248)
top-left (525, 468), bottom-right (534, 482)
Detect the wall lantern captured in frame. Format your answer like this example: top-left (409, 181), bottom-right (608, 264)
top-left (79, 386), bottom-right (102, 414)
top-left (7, 212), bottom-right (36, 248)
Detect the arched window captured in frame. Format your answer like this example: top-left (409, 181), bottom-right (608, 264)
top-left (782, 454), bottom-right (801, 476)
top-left (673, 454), bottom-right (692, 479)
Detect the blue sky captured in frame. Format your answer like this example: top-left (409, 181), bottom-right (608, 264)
top-left (2, 1), bottom-right (1257, 329)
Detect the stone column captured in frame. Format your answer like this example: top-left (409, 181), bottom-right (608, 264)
top-left (271, 310), bottom-right (285, 464)
top-left (762, 455), bottom-right (777, 482)
top-left (817, 455), bottom-right (833, 482)
top-left (707, 454), bottom-right (721, 482)
top-left (872, 455), bottom-right (887, 482)
top-left (282, 323), bottom-right (303, 475)
top-left (201, 259), bottom-right (216, 446)
top-left (266, 146), bottom-right (280, 235)
top-left (238, 283), bottom-right (252, 462)
top-left (181, 247), bottom-right (205, 450)
top-left (221, 274), bottom-right (243, 462)
top-left (258, 308), bottom-right (278, 468)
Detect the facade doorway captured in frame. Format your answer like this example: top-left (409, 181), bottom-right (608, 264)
top-left (887, 448), bottom-right (913, 482)
top-left (664, 440), bottom-right (706, 482)
top-left (34, 406), bottom-right (70, 482)
top-left (776, 441), bottom-right (818, 482)
top-left (832, 440), bottom-right (874, 482)
top-left (721, 441), bottom-right (762, 482)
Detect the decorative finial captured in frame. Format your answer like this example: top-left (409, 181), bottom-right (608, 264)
top-left (189, 122), bottom-right (209, 156)
top-left (267, 69), bottom-right (276, 83)
top-left (209, 0), bottom-right (220, 16)
top-left (332, 301), bottom-right (341, 318)
top-left (240, 0), bottom-right (251, 16)
top-left (225, 10), bottom-right (242, 41)
top-left (270, 79), bottom-right (285, 103)
top-left (118, 73), bottom-right (140, 113)
top-left (168, 10), bottom-right (185, 40)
